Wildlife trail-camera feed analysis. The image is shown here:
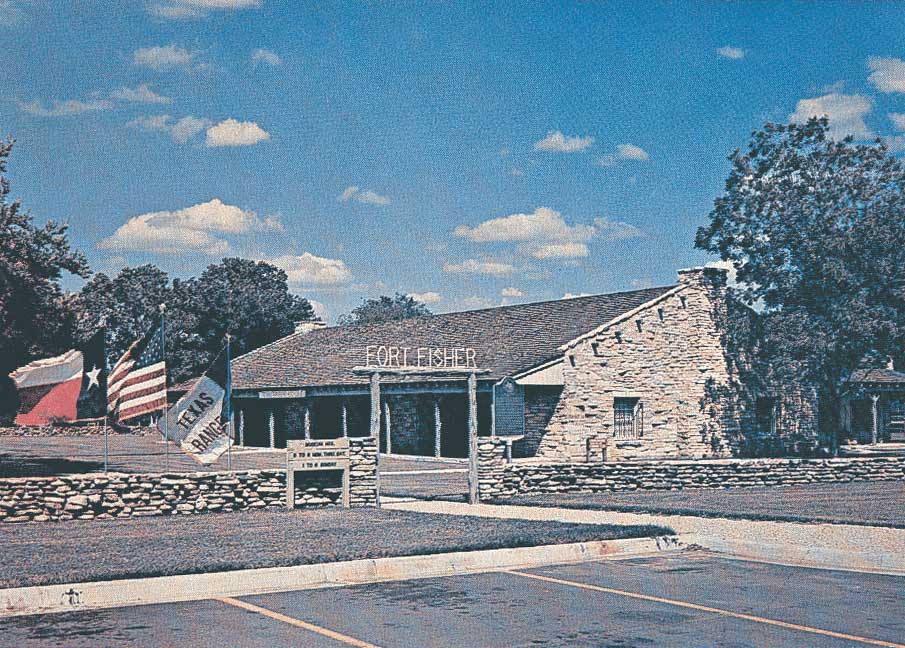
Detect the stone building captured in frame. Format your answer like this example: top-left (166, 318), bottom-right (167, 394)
top-left (229, 267), bottom-right (819, 461)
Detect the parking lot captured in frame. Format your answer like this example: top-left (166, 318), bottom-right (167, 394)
top-left (2, 552), bottom-right (902, 648)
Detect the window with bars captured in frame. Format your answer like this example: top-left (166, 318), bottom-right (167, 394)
top-left (613, 397), bottom-right (643, 439)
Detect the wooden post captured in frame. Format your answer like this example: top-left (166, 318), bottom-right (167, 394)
top-left (304, 404), bottom-right (311, 440)
top-left (434, 398), bottom-right (442, 458)
top-left (268, 408), bottom-right (275, 449)
top-left (383, 400), bottom-right (392, 455)
top-left (369, 372), bottom-right (381, 508)
top-left (467, 372), bottom-right (478, 505)
top-left (238, 409), bottom-right (245, 446)
top-left (370, 373), bottom-right (381, 438)
top-left (342, 403), bottom-right (348, 438)
top-left (871, 394), bottom-right (880, 445)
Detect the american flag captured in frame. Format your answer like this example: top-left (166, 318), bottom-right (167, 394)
top-left (107, 324), bottom-right (167, 423)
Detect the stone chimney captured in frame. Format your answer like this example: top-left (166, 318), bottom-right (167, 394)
top-left (294, 320), bottom-right (327, 335)
top-left (677, 265), bottom-right (728, 290)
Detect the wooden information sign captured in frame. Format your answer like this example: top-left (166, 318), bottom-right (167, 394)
top-left (286, 438), bottom-right (351, 508)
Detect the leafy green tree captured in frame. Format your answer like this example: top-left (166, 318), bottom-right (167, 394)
top-left (696, 117), bottom-right (905, 441)
top-left (172, 258), bottom-right (317, 382)
top-left (338, 292), bottom-right (432, 326)
top-left (73, 264), bottom-right (171, 362)
top-left (0, 140), bottom-right (89, 419)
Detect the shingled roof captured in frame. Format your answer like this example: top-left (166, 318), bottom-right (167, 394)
top-left (231, 285), bottom-right (675, 390)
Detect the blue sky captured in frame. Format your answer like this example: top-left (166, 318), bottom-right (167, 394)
top-left (4, 1), bottom-right (905, 322)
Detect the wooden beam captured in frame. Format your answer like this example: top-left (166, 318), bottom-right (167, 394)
top-left (341, 403), bottom-right (348, 438)
top-left (268, 408), bottom-right (275, 449)
top-left (383, 399), bottom-right (392, 455)
top-left (467, 372), bottom-right (478, 505)
top-left (304, 404), bottom-right (311, 440)
top-left (871, 394), bottom-right (880, 445)
top-left (369, 373), bottom-right (381, 438)
top-left (434, 398), bottom-right (442, 458)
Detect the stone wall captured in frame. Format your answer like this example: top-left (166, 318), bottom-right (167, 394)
top-left (478, 438), bottom-right (904, 500)
top-left (0, 424), bottom-right (149, 437)
top-left (533, 267), bottom-right (820, 463)
top-left (0, 437), bottom-right (378, 523)
top-left (521, 387), bottom-right (562, 458)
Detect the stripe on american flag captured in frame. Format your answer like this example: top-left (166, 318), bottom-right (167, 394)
top-left (108, 324), bottom-right (167, 423)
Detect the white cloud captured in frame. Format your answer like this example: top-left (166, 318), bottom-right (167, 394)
top-left (501, 287), bottom-right (524, 298)
top-left (337, 186), bottom-right (391, 205)
top-left (205, 119), bottom-right (271, 147)
top-left (128, 114), bottom-right (211, 144)
top-left (884, 135), bottom-right (905, 152)
top-left (531, 243), bottom-right (589, 259)
top-left (97, 198), bottom-right (282, 255)
top-left (509, 167), bottom-right (523, 177)
top-left (889, 112), bottom-right (905, 130)
top-left (534, 130), bottom-right (594, 153)
top-left (717, 45), bottom-right (745, 60)
top-left (630, 277), bottom-right (654, 289)
top-left (337, 186), bottom-right (360, 202)
top-left (562, 292), bottom-right (592, 300)
top-left (594, 218), bottom-right (645, 241)
top-left (133, 45), bottom-right (196, 70)
top-left (443, 259), bottom-right (515, 276)
top-left (270, 253), bottom-right (353, 287)
top-left (868, 56), bottom-right (905, 93)
top-left (455, 207), bottom-right (594, 244)
top-left (408, 291), bottom-right (442, 305)
top-left (251, 48), bottom-right (282, 66)
top-left (0, 1), bottom-right (26, 25)
top-left (110, 83), bottom-right (172, 104)
top-left (615, 143), bottom-right (649, 161)
top-left (789, 93), bottom-right (874, 140)
top-left (18, 98), bottom-right (113, 117)
top-left (149, 0), bottom-right (261, 19)
top-left (308, 299), bottom-right (328, 320)
top-left (598, 144), bottom-right (649, 167)
top-left (458, 296), bottom-right (496, 310)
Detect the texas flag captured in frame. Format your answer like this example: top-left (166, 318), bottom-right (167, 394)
top-left (9, 330), bottom-right (107, 426)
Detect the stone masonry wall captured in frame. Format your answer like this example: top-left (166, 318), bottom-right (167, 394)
top-left (0, 424), bottom-right (149, 437)
top-left (520, 387), bottom-right (562, 458)
top-left (0, 437), bottom-right (377, 523)
top-left (478, 437), bottom-right (905, 500)
top-left (534, 267), bottom-right (818, 462)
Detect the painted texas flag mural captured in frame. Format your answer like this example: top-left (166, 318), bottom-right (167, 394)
top-left (8, 330), bottom-right (107, 426)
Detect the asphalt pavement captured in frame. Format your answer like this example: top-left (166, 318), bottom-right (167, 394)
top-left (1, 552), bottom-right (901, 648)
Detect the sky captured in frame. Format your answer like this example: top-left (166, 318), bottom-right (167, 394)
top-left (4, 1), bottom-right (905, 322)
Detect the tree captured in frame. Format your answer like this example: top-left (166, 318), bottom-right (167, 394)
top-left (73, 264), bottom-right (171, 362)
top-left (74, 259), bottom-right (317, 384)
top-left (338, 292), bottom-right (432, 326)
top-left (0, 140), bottom-right (89, 419)
top-left (695, 118), bottom-right (905, 442)
top-left (172, 258), bottom-right (316, 382)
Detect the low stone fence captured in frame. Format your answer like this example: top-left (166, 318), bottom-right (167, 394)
top-left (0, 424), bottom-right (149, 437)
top-left (0, 437), bottom-right (378, 523)
top-left (478, 438), bottom-right (905, 501)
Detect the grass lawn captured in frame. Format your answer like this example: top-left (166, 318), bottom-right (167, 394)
top-left (0, 508), bottom-right (671, 589)
top-left (497, 480), bottom-right (905, 528)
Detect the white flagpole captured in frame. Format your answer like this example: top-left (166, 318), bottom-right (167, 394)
top-left (101, 320), bottom-right (109, 474)
top-left (226, 333), bottom-right (232, 472)
top-left (160, 303), bottom-right (169, 472)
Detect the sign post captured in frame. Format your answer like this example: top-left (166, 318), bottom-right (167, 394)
top-left (286, 438), bottom-right (351, 509)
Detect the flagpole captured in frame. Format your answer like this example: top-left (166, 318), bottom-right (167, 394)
top-left (160, 303), bottom-right (169, 472)
top-left (101, 320), bottom-right (109, 474)
top-left (226, 333), bottom-right (232, 472)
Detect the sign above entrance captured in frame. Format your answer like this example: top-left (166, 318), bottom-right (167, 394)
top-left (365, 346), bottom-right (477, 370)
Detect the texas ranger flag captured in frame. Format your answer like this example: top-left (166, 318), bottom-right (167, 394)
top-left (9, 329), bottom-right (107, 425)
top-left (158, 347), bottom-right (232, 465)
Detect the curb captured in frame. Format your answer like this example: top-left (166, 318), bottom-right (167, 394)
top-left (687, 534), bottom-right (905, 576)
top-left (0, 535), bottom-right (683, 618)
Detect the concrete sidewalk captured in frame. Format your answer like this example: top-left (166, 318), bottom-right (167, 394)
top-left (384, 499), bottom-right (905, 575)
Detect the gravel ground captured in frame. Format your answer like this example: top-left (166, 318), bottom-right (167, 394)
top-left (497, 480), bottom-right (905, 527)
top-left (0, 508), bottom-right (670, 589)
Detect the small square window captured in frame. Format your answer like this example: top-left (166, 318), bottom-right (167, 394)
top-left (614, 397), bottom-right (643, 439)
